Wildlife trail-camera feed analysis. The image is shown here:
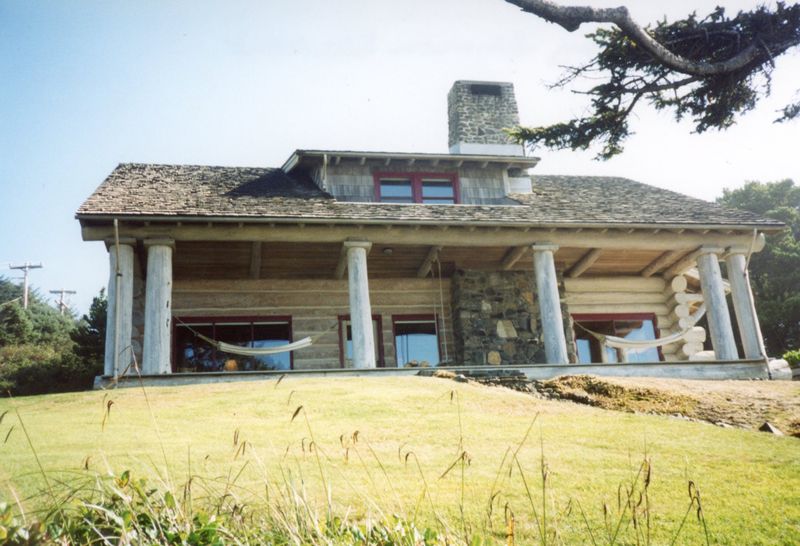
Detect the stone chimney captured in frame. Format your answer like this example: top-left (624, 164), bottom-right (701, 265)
top-left (448, 80), bottom-right (524, 156)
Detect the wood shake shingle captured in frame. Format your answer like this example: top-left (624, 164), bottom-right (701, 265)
top-left (76, 162), bottom-right (783, 229)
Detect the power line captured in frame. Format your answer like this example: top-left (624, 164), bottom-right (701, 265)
top-left (8, 263), bottom-right (43, 309)
top-left (49, 289), bottom-right (77, 315)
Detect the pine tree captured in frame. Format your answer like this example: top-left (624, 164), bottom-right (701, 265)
top-left (71, 289), bottom-right (107, 365)
top-left (0, 302), bottom-right (34, 346)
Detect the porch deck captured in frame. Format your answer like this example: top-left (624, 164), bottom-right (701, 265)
top-left (94, 358), bottom-right (771, 389)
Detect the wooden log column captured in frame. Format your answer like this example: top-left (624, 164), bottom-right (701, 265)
top-left (532, 243), bottom-right (569, 364)
top-left (104, 239), bottom-right (135, 377)
top-left (726, 247), bottom-right (765, 359)
top-left (696, 247), bottom-right (739, 360)
top-left (143, 239), bottom-right (174, 374)
top-left (345, 241), bottom-right (375, 369)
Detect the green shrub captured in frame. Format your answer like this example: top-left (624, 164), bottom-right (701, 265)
top-left (0, 344), bottom-right (100, 396)
top-left (0, 281), bottom-right (105, 396)
top-left (783, 349), bottom-right (800, 368)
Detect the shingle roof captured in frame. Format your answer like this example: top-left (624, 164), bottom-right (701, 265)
top-left (76, 163), bottom-right (784, 229)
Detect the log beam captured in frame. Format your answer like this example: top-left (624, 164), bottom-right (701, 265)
top-left (417, 246), bottom-right (443, 278)
top-left (142, 239), bottom-right (174, 374)
top-left (104, 239), bottom-right (135, 378)
top-left (564, 276), bottom-right (665, 293)
top-left (81, 223), bottom-right (768, 252)
top-left (696, 248), bottom-right (738, 360)
top-left (640, 249), bottom-right (684, 277)
top-left (662, 247), bottom-right (704, 278)
top-left (566, 248), bottom-right (602, 278)
top-left (532, 243), bottom-right (569, 364)
top-left (500, 246), bottom-right (528, 270)
top-left (726, 250), bottom-right (765, 358)
top-left (344, 241), bottom-right (375, 369)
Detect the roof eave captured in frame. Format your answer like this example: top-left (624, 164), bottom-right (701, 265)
top-left (281, 149), bottom-right (541, 172)
top-left (74, 212), bottom-right (786, 233)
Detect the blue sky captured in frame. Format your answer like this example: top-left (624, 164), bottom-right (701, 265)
top-left (1, 0), bottom-right (798, 314)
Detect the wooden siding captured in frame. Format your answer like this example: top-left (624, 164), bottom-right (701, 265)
top-left (323, 163), bottom-right (512, 205)
top-left (459, 167), bottom-right (508, 204)
top-left (172, 278), bottom-right (454, 370)
top-left (174, 241), bottom-right (252, 280)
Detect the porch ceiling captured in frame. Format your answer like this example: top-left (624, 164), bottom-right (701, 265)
top-left (172, 241), bottom-right (670, 281)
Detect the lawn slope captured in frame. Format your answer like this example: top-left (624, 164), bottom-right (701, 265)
top-left (1, 376), bottom-right (798, 544)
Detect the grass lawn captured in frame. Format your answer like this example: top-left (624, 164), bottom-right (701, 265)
top-left (1, 376), bottom-right (798, 544)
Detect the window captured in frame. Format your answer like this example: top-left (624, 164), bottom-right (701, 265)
top-left (174, 317), bottom-right (292, 372)
top-left (338, 315), bottom-right (384, 368)
top-left (572, 314), bottom-right (661, 364)
top-left (374, 172), bottom-right (459, 204)
top-left (393, 315), bottom-right (440, 368)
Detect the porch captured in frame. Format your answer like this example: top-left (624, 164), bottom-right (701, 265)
top-left (93, 221), bottom-right (769, 380)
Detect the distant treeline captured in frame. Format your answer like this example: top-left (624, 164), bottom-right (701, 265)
top-left (0, 277), bottom-right (105, 396)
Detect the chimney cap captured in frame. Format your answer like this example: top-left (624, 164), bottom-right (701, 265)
top-left (450, 79), bottom-right (514, 86)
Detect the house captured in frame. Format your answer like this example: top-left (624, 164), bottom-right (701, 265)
top-left (77, 80), bottom-right (785, 384)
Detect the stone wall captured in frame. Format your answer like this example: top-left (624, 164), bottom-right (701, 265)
top-left (131, 253), bottom-right (145, 370)
top-left (447, 81), bottom-right (520, 148)
top-left (452, 270), bottom-right (546, 365)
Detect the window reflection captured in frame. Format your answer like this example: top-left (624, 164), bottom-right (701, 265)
top-left (175, 319), bottom-right (292, 372)
top-left (574, 316), bottom-right (660, 364)
top-left (394, 318), bottom-right (439, 367)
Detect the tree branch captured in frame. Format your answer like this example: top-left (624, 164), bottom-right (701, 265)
top-left (504, 0), bottom-right (792, 76)
top-left (504, 1), bottom-right (800, 158)
top-left (630, 75), bottom-right (700, 95)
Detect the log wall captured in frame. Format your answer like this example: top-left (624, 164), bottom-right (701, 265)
top-left (170, 275), bottom-right (706, 369)
top-left (563, 276), bottom-right (700, 362)
top-left (172, 278), bottom-right (454, 370)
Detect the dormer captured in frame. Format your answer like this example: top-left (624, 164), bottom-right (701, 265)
top-left (281, 80), bottom-right (536, 202)
top-left (282, 151), bottom-right (537, 205)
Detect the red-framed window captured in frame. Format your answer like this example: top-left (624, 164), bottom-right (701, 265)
top-left (392, 314), bottom-right (441, 368)
top-left (572, 313), bottom-right (662, 364)
top-left (373, 172), bottom-right (460, 204)
top-left (173, 315), bottom-right (293, 372)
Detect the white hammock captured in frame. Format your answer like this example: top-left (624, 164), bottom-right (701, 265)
top-left (196, 333), bottom-right (313, 356)
top-left (588, 305), bottom-right (707, 350)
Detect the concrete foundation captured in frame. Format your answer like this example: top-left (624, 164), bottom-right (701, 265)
top-left (94, 359), bottom-right (770, 389)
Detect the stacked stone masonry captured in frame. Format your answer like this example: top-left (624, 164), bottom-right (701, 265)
top-left (452, 270), bottom-right (546, 366)
top-left (448, 81), bottom-right (520, 147)
top-left (131, 255), bottom-right (145, 368)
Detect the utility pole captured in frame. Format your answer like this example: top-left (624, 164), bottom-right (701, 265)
top-left (8, 263), bottom-right (43, 309)
top-left (49, 289), bottom-right (76, 315)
